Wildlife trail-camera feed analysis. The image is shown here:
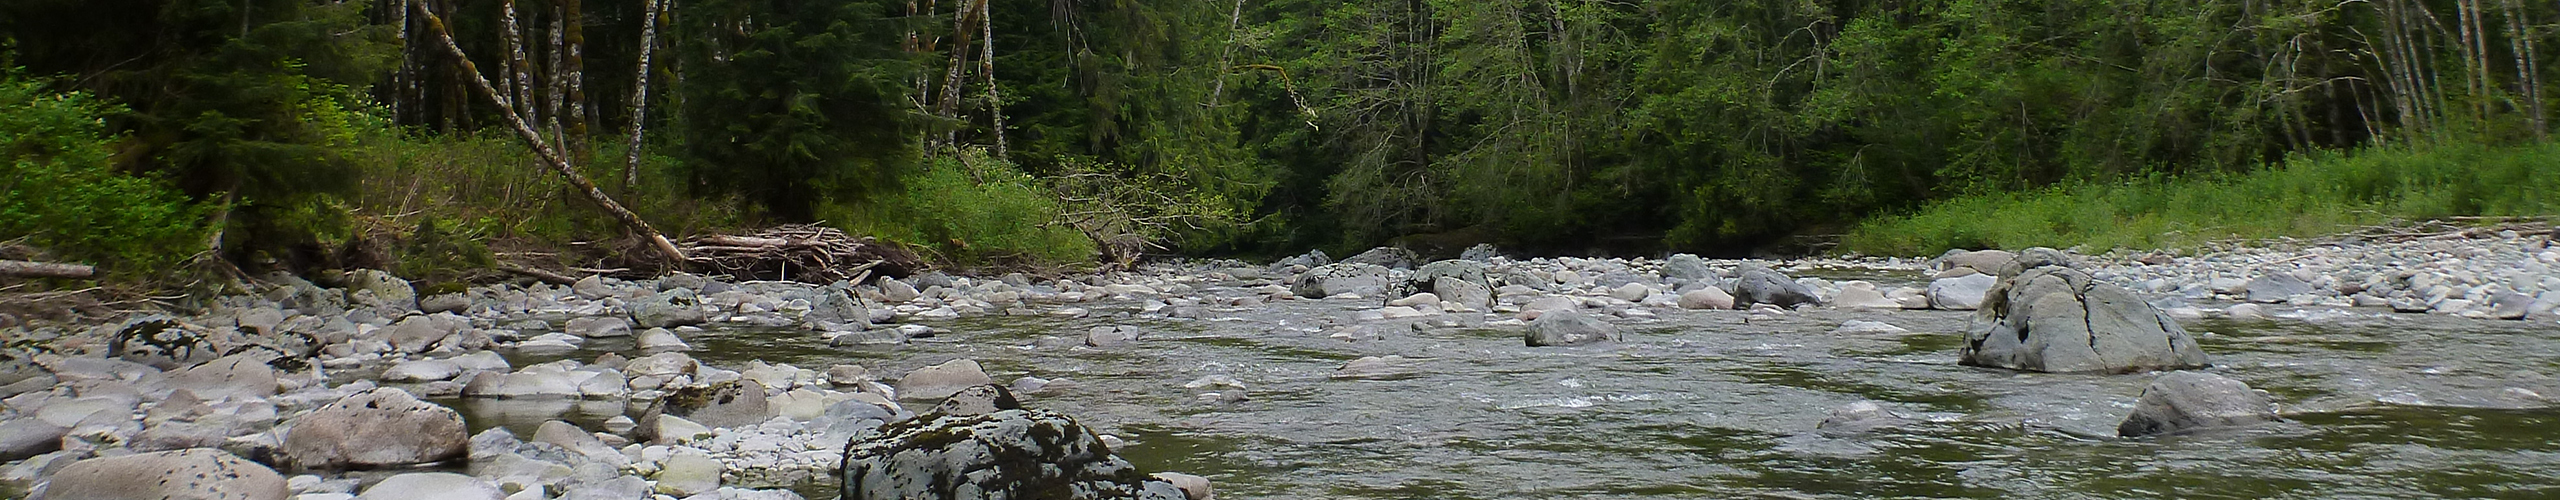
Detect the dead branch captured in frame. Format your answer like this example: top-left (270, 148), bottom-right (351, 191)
top-left (0, 260), bottom-right (95, 279)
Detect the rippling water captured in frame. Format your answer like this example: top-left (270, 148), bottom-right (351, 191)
top-left (458, 272), bottom-right (2560, 499)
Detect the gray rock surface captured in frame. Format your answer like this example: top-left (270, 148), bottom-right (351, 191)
top-left (2245, 272), bottom-right (2314, 303)
top-left (347, 269), bottom-right (418, 311)
top-left (1291, 263), bottom-right (1392, 299)
top-left (1960, 266), bottom-right (2209, 373)
top-left (898, 359), bottom-right (996, 401)
top-left (840, 409), bottom-right (1185, 500)
top-left (285, 388), bottom-right (469, 469)
top-left (1663, 254), bottom-right (1716, 280)
top-left (1340, 247), bottom-right (1421, 270)
top-left (629, 289), bottom-right (707, 328)
top-left (1526, 309), bottom-right (1619, 347)
top-left (2117, 371), bottom-right (2277, 437)
top-left (354, 472), bottom-right (504, 500)
top-left (1735, 266), bottom-right (1819, 308)
top-left (33, 448), bottom-right (286, 500)
top-left (647, 379), bottom-right (771, 430)
top-left (1928, 274), bottom-right (1999, 310)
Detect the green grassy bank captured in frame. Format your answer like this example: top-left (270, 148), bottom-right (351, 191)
top-left (1843, 142), bottom-right (2560, 256)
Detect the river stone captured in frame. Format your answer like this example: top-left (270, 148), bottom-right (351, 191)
top-left (1663, 254), bottom-right (1715, 280)
top-left (636, 328), bottom-right (691, 351)
top-left (419, 293), bottom-right (470, 315)
top-left (564, 316), bottom-right (632, 338)
top-left (1151, 472), bottom-right (1212, 500)
top-left (1526, 309), bottom-right (1618, 347)
top-left (840, 409), bottom-right (1186, 500)
top-left (1679, 288), bottom-right (1735, 310)
top-left (654, 450), bottom-right (724, 496)
top-left (2245, 272), bottom-right (2315, 303)
top-left (878, 277), bottom-right (924, 303)
top-left (1609, 283), bottom-right (1653, 302)
top-left (571, 275), bottom-right (614, 300)
top-left (650, 379), bottom-right (771, 429)
top-left (285, 388), bottom-right (469, 469)
top-left (1292, 263), bottom-right (1392, 299)
top-left (386, 314), bottom-right (466, 354)
top-left (1459, 243), bottom-right (1500, 262)
top-left (355, 472), bottom-right (503, 500)
top-left (628, 289), bottom-right (707, 328)
top-left (347, 269), bottom-right (418, 311)
top-left (2117, 371), bottom-right (2277, 437)
top-left (1960, 266), bottom-right (2209, 373)
top-left (898, 359), bottom-right (995, 401)
top-left (1928, 274), bottom-right (1998, 310)
top-left (1435, 277), bottom-right (1493, 310)
top-left (1831, 281), bottom-right (1901, 309)
top-left (0, 419), bottom-right (67, 461)
top-left (1931, 249), bottom-right (2016, 275)
top-left (929, 384), bottom-right (1023, 417)
top-left (1735, 266), bottom-right (1819, 308)
top-left (32, 448), bottom-right (285, 500)
top-left (1340, 247), bottom-right (1420, 270)
top-left (167, 353), bottom-right (278, 402)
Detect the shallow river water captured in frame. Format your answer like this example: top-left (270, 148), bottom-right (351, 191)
top-left (457, 271), bottom-right (2560, 500)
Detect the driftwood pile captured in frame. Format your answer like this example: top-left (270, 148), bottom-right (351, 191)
top-left (682, 225), bottom-right (923, 284)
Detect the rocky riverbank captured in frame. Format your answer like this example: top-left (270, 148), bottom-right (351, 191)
top-left (0, 232), bottom-right (2555, 499)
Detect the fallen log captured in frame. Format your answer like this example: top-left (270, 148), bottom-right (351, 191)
top-left (0, 260), bottom-right (95, 279)
top-left (496, 261), bottom-right (581, 285)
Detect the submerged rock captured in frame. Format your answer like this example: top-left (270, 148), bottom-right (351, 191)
top-left (840, 409), bottom-right (1186, 500)
top-left (2117, 371), bottom-right (2277, 437)
top-left (1960, 266), bottom-right (2209, 373)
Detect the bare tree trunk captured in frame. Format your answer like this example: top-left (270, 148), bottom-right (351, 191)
top-left (623, 0), bottom-right (665, 189)
top-left (547, 10), bottom-right (569, 148)
top-left (564, 0), bottom-right (589, 164)
top-left (979, 0), bottom-right (1005, 157)
top-left (2505, 0), bottom-right (2548, 137)
top-left (394, 0), bottom-right (411, 125)
top-left (1208, 0), bottom-right (1247, 107)
top-left (501, 0), bottom-right (538, 126)
top-left (412, 0), bottom-right (688, 264)
top-left (935, 0), bottom-right (986, 150)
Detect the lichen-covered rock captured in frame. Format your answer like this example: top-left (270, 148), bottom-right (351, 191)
top-left (1960, 266), bottom-right (2209, 373)
top-left (2118, 371), bottom-right (2277, 437)
top-left (284, 388), bottom-right (469, 469)
top-left (1291, 263), bottom-right (1391, 299)
top-left (840, 409), bottom-right (1186, 500)
top-left (646, 379), bottom-right (770, 430)
top-left (346, 269), bottom-right (418, 311)
top-left (629, 289), bottom-right (708, 328)
top-left (32, 448), bottom-right (286, 500)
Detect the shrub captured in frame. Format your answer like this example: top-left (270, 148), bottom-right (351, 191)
top-left (0, 69), bottom-right (209, 276)
top-left (827, 149), bottom-right (1094, 267)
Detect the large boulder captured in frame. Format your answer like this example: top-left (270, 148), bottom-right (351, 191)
top-left (1339, 247), bottom-right (1421, 270)
top-left (565, 316), bottom-right (633, 338)
top-left (1662, 254), bottom-right (1715, 281)
top-left (167, 353), bottom-right (278, 401)
top-left (1928, 274), bottom-right (1999, 310)
top-left (32, 448), bottom-right (286, 500)
top-left (629, 289), bottom-right (708, 328)
top-left (1734, 266), bottom-right (1819, 308)
top-left (1929, 249), bottom-right (2016, 275)
top-left (385, 314), bottom-right (466, 353)
top-left (284, 388), bottom-right (469, 469)
top-left (1960, 266), bottom-right (2209, 373)
top-left (1525, 309), bottom-right (1618, 347)
top-left (2117, 371), bottom-right (2277, 437)
top-left (1291, 263), bottom-right (1392, 299)
top-left (841, 409), bottom-right (1186, 500)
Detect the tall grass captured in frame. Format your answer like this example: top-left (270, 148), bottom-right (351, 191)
top-left (1843, 142), bottom-right (2560, 256)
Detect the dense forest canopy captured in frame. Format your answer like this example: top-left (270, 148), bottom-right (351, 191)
top-left (3, 0), bottom-right (2556, 275)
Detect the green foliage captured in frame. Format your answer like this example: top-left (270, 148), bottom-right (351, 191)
top-left (829, 150), bottom-right (1095, 266)
top-left (670, 0), bottom-right (918, 221)
top-left (1843, 142), bottom-right (2560, 255)
top-left (0, 69), bottom-right (210, 275)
